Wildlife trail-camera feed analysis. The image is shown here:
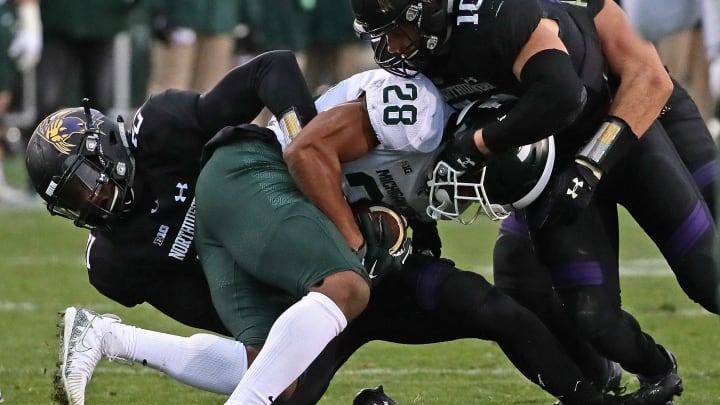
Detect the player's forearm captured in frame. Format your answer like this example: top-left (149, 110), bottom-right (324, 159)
top-left (595, 0), bottom-right (673, 137)
top-left (285, 147), bottom-right (364, 250)
top-left (608, 56), bottom-right (672, 137)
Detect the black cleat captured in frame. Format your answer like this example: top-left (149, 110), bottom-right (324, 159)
top-left (603, 360), bottom-right (626, 395)
top-left (637, 346), bottom-right (678, 388)
top-left (353, 385), bottom-right (399, 405)
top-left (608, 374), bottom-right (683, 405)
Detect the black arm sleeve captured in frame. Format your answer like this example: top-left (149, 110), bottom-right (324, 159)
top-left (196, 50), bottom-right (317, 136)
top-left (482, 49), bottom-right (587, 152)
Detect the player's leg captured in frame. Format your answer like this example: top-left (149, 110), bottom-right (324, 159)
top-left (661, 77), bottom-right (718, 218)
top-left (195, 138), bottom-right (369, 404)
top-left (493, 213), bottom-right (622, 393)
top-left (615, 122), bottom-right (719, 314)
top-left (386, 254), bottom-right (679, 404)
top-left (528, 197), bottom-right (678, 381)
top-left (56, 306), bottom-right (248, 404)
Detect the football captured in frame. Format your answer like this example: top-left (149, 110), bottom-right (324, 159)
top-left (352, 203), bottom-right (408, 255)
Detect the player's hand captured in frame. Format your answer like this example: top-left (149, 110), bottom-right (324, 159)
top-left (439, 127), bottom-right (487, 173)
top-left (408, 219), bottom-right (441, 257)
top-left (8, 2), bottom-right (42, 72)
top-left (531, 161), bottom-right (600, 229)
top-left (354, 211), bottom-right (411, 285)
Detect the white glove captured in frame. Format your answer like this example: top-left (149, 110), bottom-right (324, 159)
top-left (8, 1), bottom-right (42, 72)
top-left (710, 57), bottom-right (720, 101)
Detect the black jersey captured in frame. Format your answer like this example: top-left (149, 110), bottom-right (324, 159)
top-left (86, 90), bottom-right (209, 309)
top-left (425, 0), bottom-right (610, 155)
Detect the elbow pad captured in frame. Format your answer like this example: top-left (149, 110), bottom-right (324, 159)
top-left (483, 49), bottom-right (586, 152)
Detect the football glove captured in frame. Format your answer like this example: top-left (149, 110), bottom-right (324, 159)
top-left (354, 210), bottom-right (411, 285)
top-left (439, 127), bottom-right (488, 173)
top-left (532, 117), bottom-right (636, 229)
top-left (8, 2), bottom-right (42, 72)
top-left (531, 160), bottom-right (600, 229)
top-left (408, 219), bottom-right (442, 257)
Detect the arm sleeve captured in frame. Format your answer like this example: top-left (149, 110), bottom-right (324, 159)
top-left (196, 50), bottom-right (317, 136)
top-left (482, 49), bottom-right (587, 152)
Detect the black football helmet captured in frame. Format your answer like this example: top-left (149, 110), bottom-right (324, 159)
top-left (353, 385), bottom-right (399, 405)
top-left (351, 0), bottom-right (452, 77)
top-left (25, 103), bottom-right (135, 229)
top-left (427, 98), bottom-right (556, 223)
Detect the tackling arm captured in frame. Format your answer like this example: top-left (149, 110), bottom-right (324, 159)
top-left (477, 19), bottom-right (586, 153)
top-left (284, 99), bottom-right (379, 250)
top-left (595, 1), bottom-right (673, 137)
top-left (196, 50), bottom-right (317, 136)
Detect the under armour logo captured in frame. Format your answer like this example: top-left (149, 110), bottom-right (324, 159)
top-left (455, 157), bottom-right (476, 169)
top-left (175, 183), bottom-right (188, 202)
top-left (566, 177), bottom-right (584, 199)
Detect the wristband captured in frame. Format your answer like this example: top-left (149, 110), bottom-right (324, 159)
top-left (576, 116), bottom-right (637, 175)
top-left (278, 106), bottom-right (304, 143)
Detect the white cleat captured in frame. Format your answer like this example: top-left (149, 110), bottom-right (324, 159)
top-left (54, 307), bottom-right (121, 405)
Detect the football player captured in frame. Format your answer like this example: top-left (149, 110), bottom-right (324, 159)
top-left (277, 68), bottom-right (678, 405)
top-left (26, 49), bottom-right (331, 405)
top-left (350, 0), bottom-right (717, 395)
top-left (28, 59), bottom-right (679, 403)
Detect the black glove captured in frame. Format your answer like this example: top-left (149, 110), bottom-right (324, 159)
top-left (439, 127), bottom-right (487, 172)
top-left (408, 219), bottom-right (442, 258)
top-left (354, 211), bottom-right (411, 285)
top-left (531, 161), bottom-right (600, 229)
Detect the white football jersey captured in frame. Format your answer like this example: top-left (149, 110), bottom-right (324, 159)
top-left (269, 69), bottom-right (454, 221)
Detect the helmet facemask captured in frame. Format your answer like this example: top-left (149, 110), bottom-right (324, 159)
top-left (46, 152), bottom-right (122, 228)
top-left (353, 1), bottom-right (450, 78)
top-left (426, 98), bottom-right (556, 224)
top-left (29, 102), bottom-right (135, 230)
top-left (427, 161), bottom-right (511, 224)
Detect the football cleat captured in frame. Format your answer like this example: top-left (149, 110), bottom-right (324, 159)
top-left (53, 307), bottom-right (121, 405)
top-left (637, 345), bottom-right (678, 388)
top-left (353, 385), bottom-right (399, 405)
top-left (637, 346), bottom-right (679, 405)
top-left (603, 360), bottom-right (626, 395)
top-left (554, 369), bottom-right (680, 405)
top-left (610, 373), bottom-right (683, 405)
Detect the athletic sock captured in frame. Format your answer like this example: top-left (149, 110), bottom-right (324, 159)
top-left (104, 324), bottom-right (247, 394)
top-left (224, 291), bottom-right (347, 405)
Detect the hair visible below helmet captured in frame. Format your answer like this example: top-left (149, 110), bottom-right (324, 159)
top-left (351, 0), bottom-right (451, 77)
top-left (25, 104), bottom-right (135, 229)
top-left (427, 98), bottom-right (556, 223)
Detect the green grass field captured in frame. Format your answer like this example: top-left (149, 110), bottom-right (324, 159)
top-left (1, 155), bottom-right (719, 404)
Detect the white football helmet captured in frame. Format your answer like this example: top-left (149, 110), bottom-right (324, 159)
top-left (427, 99), bottom-right (555, 223)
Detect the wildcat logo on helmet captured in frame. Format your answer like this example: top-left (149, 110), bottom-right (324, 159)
top-left (36, 108), bottom-right (107, 155)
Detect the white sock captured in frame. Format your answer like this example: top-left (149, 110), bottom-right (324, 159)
top-left (104, 324), bottom-right (247, 394)
top-left (225, 291), bottom-right (347, 405)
